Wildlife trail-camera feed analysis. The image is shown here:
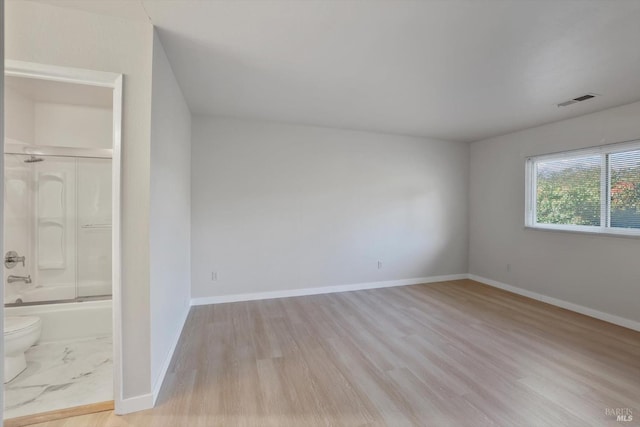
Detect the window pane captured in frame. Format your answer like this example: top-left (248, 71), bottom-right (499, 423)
top-left (610, 149), bottom-right (640, 229)
top-left (536, 155), bottom-right (601, 226)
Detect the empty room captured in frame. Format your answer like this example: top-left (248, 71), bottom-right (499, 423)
top-left (1, 0), bottom-right (639, 426)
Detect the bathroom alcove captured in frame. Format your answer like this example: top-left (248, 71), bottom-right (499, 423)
top-left (3, 61), bottom-right (123, 421)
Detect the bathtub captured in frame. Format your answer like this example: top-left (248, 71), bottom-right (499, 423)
top-left (5, 299), bottom-right (112, 343)
top-left (5, 280), bottom-right (111, 304)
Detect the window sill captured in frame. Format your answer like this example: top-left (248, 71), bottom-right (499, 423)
top-left (525, 224), bottom-right (640, 239)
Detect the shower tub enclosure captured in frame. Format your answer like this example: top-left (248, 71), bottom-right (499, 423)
top-left (4, 149), bottom-right (112, 307)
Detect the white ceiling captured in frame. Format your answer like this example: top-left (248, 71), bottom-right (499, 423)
top-left (31, 0), bottom-right (640, 142)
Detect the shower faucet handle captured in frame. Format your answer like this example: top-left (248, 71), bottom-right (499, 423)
top-left (5, 251), bottom-right (26, 269)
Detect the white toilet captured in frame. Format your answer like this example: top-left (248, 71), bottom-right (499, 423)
top-left (4, 316), bottom-right (42, 383)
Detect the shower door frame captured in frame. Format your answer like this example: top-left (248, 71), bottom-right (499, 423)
top-left (4, 60), bottom-right (124, 413)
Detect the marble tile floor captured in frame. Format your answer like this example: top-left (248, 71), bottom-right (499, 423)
top-left (4, 335), bottom-right (113, 420)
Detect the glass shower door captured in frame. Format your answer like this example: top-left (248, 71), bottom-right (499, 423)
top-left (4, 154), bottom-right (112, 304)
top-left (76, 158), bottom-right (112, 298)
top-left (4, 154), bottom-right (77, 304)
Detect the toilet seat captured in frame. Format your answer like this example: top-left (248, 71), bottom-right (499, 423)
top-left (4, 316), bottom-right (41, 336)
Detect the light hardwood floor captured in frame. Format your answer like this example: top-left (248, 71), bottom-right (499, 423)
top-left (23, 279), bottom-right (640, 426)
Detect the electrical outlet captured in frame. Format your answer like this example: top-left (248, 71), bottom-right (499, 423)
top-left (377, 261), bottom-right (382, 269)
top-left (506, 263), bottom-right (511, 272)
top-left (211, 271), bottom-right (218, 281)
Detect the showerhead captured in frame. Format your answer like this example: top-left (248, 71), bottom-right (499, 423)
top-left (24, 156), bottom-right (44, 163)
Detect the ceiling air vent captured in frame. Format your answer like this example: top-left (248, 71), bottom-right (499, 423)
top-left (557, 93), bottom-right (599, 107)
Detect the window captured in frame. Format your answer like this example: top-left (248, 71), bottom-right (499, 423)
top-left (526, 140), bottom-right (640, 236)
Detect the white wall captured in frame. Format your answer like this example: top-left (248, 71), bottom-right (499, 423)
top-left (192, 118), bottom-right (469, 299)
top-left (149, 31), bottom-right (191, 396)
top-left (5, 85), bottom-right (34, 144)
top-left (34, 103), bottom-right (112, 148)
top-left (469, 100), bottom-right (640, 324)
top-left (6, 1), bottom-right (154, 400)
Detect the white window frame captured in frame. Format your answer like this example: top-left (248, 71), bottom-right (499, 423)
top-left (525, 139), bottom-right (640, 237)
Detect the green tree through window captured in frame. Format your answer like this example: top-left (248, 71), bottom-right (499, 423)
top-left (610, 149), bottom-right (640, 228)
top-left (536, 156), bottom-right (600, 226)
top-left (532, 147), bottom-right (640, 231)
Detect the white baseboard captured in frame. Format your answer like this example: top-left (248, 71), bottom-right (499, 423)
top-left (191, 274), bottom-right (468, 306)
top-left (151, 305), bottom-right (190, 405)
top-left (116, 392), bottom-right (154, 415)
top-left (468, 274), bottom-right (640, 332)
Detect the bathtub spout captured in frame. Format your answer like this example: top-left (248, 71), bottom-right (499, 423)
top-left (7, 275), bottom-right (32, 284)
